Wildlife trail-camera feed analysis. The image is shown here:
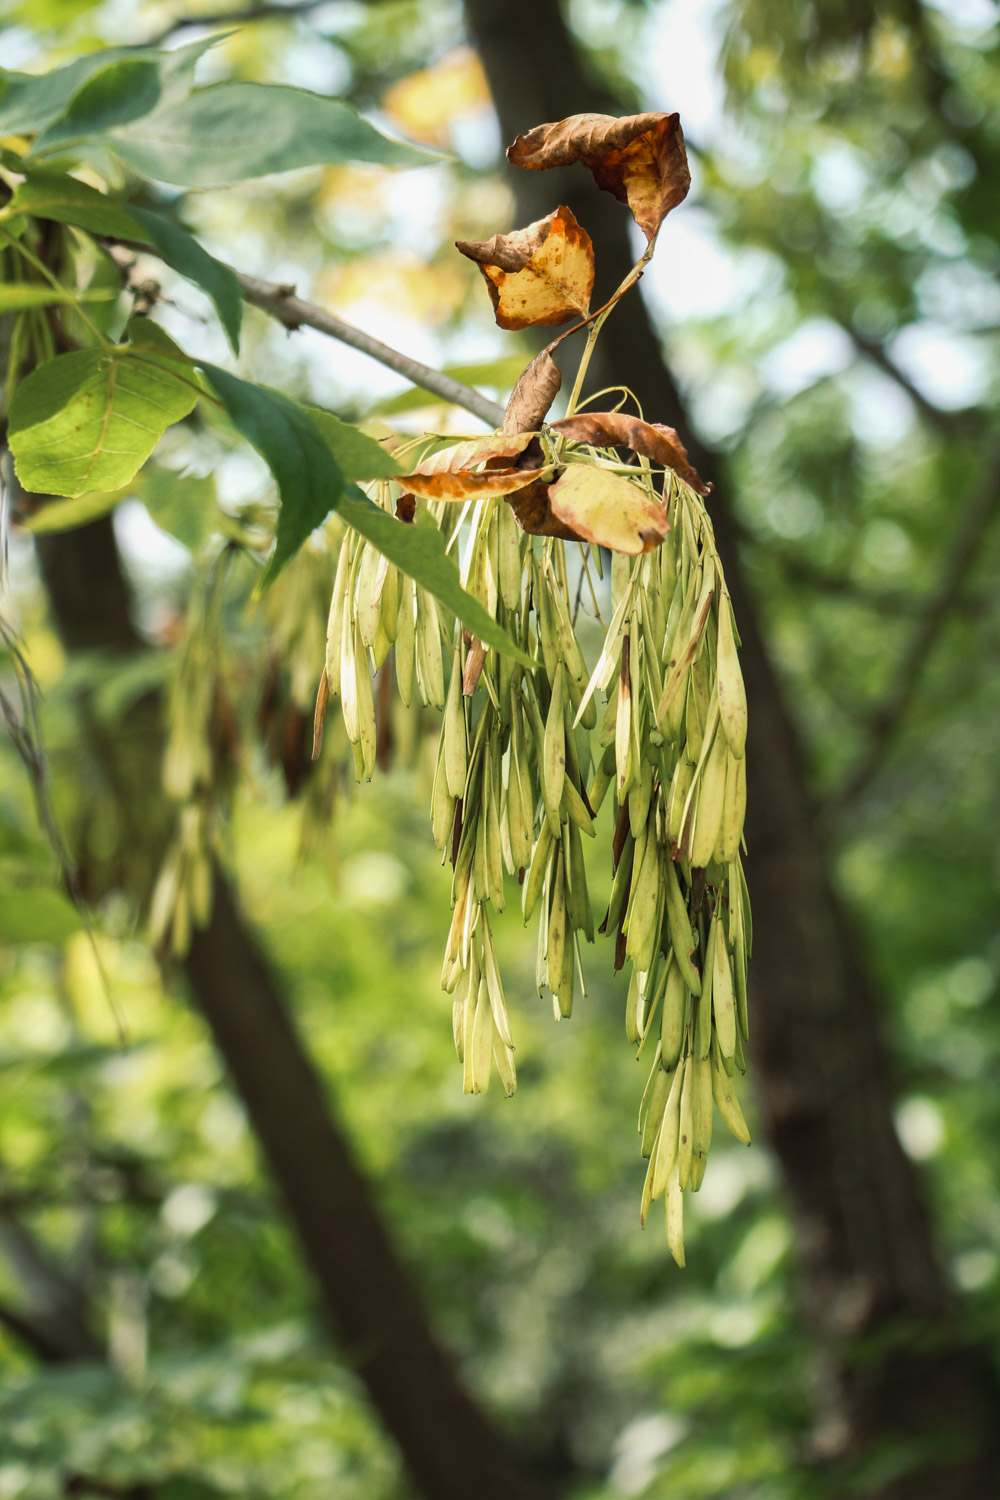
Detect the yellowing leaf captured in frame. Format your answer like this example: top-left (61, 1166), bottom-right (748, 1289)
top-left (507, 112), bottom-right (690, 243)
top-left (456, 205), bottom-right (594, 330)
top-left (547, 464), bottom-right (668, 554)
top-left (381, 48), bottom-right (491, 148)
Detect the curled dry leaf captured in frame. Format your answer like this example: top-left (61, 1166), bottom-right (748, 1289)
top-left (404, 431), bottom-right (536, 478)
top-left (507, 112), bottom-right (690, 244)
top-left (396, 430), bottom-right (547, 503)
top-left (400, 466), bottom-right (550, 502)
top-left (547, 464), bottom-right (668, 554)
top-left (550, 412), bottom-right (710, 496)
top-left (504, 347), bottom-right (562, 434)
top-left (456, 205), bottom-right (594, 330)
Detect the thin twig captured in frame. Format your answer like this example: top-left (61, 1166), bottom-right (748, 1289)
top-left (824, 441), bottom-right (1000, 816)
top-left (140, 0), bottom-right (332, 49)
top-left (234, 270), bottom-right (506, 427)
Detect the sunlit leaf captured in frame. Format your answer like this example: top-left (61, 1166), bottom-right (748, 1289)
top-left (547, 463), bottom-right (668, 553)
top-left (8, 329), bottom-right (199, 497)
top-left (457, 205), bottom-right (593, 330)
top-left (507, 112), bottom-right (690, 243)
top-left (381, 47), bottom-right (490, 148)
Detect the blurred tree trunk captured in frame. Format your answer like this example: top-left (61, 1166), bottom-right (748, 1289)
top-left (32, 512), bottom-right (551, 1500)
top-left (463, 0), bottom-right (998, 1493)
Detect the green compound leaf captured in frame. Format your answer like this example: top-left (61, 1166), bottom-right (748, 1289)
top-left (200, 365), bottom-right (345, 587)
top-left (110, 82), bottom-right (439, 186)
top-left (338, 487), bottom-right (534, 667)
top-left (306, 406), bottom-right (402, 481)
top-left (8, 335), bottom-right (199, 497)
top-left (9, 174), bottom-right (243, 352)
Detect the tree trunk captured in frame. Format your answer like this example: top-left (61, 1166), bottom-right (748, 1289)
top-left (463, 0), bottom-right (998, 1491)
top-left (32, 513), bottom-right (551, 1500)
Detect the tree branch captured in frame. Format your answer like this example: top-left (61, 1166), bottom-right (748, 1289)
top-left (234, 271), bottom-right (506, 427)
top-left (825, 440), bottom-right (1000, 816)
top-left (107, 239), bottom-right (506, 428)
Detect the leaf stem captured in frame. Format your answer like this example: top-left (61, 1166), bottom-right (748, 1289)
top-left (563, 236), bottom-right (657, 420)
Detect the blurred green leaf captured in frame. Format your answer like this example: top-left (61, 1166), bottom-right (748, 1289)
top-left (110, 83), bottom-right (440, 186)
top-left (141, 466), bottom-right (219, 553)
top-left (0, 884), bottom-right (82, 944)
top-left (35, 58), bottom-right (163, 147)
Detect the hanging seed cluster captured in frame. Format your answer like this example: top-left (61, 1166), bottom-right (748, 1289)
top-left (319, 453), bottom-right (751, 1264)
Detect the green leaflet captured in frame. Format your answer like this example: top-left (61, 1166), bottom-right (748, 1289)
top-left (0, 885), bottom-right (82, 945)
top-left (200, 365), bottom-right (345, 587)
top-left (9, 174), bottom-right (243, 353)
top-left (23, 489), bottom-right (127, 533)
top-left (8, 330), bottom-right (199, 497)
top-left (34, 59), bottom-right (162, 148)
top-left (109, 83), bottom-right (439, 186)
top-left (337, 488), bottom-right (535, 667)
top-left (0, 37), bottom-right (216, 139)
top-left (305, 407), bottom-right (402, 481)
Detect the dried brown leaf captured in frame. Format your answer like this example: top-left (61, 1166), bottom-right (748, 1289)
top-left (400, 466), bottom-right (549, 502)
top-left (407, 432), bottom-right (536, 477)
top-left (504, 347), bottom-right (562, 434)
top-left (507, 112), bottom-right (690, 243)
top-left (547, 464), bottom-right (667, 554)
top-left (506, 479), bottom-right (582, 541)
top-left (456, 205), bottom-right (594, 330)
top-left (550, 412), bottom-right (709, 495)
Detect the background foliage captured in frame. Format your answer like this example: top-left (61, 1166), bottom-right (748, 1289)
top-left (1, 1), bottom-right (998, 1497)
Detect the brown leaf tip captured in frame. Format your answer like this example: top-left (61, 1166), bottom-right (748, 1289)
top-left (507, 111), bottom-right (690, 242)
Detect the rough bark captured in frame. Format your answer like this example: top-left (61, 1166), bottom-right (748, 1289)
top-left (32, 514), bottom-right (551, 1500)
top-left (463, 0), bottom-right (999, 1492)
